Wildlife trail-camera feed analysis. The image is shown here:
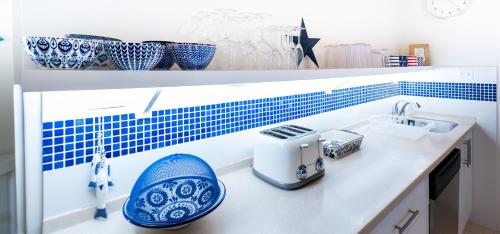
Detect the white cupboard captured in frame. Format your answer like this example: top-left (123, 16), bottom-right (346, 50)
top-left (370, 178), bottom-right (429, 234)
top-left (458, 131), bottom-right (473, 234)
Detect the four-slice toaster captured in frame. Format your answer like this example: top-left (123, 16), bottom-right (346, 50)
top-left (252, 125), bottom-right (326, 190)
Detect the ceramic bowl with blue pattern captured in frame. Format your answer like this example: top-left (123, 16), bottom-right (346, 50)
top-left (172, 43), bottom-right (216, 70)
top-left (103, 41), bottom-right (165, 70)
top-left (65, 34), bottom-right (121, 68)
top-left (143, 41), bottom-right (175, 70)
top-left (123, 154), bottom-right (226, 229)
top-left (23, 36), bottom-right (100, 69)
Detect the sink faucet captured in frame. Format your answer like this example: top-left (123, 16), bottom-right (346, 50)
top-left (392, 100), bottom-right (406, 116)
top-left (393, 101), bottom-right (421, 116)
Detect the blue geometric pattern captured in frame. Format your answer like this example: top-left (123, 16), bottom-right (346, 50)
top-left (41, 83), bottom-right (398, 171)
top-left (142, 41), bottom-right (175, 70)
top-left (104, 42), bottom-right (165, 70)
top-left (400, 81), bottom-right (497, 102)
top-left (23, 36), bottom-right (101, 70)
top-left (41, 81), bottom-right (496, 172)
top-left (65, 34), bottom-right (121, 68)
top-left (123, 154), bottom-right (224, 228)
top-left (124, 178), bottom-right (220, 226)
top-left (172, 43), bottom-right (216, 70)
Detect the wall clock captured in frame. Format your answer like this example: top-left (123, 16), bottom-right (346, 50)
top-left (426, 0), bottom-right (472, 19)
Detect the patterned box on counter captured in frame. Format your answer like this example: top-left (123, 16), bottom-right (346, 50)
top-left (408, 56), bottom-right (418, 67)
top-left (417, 57), bottom-right (425, 66)
top-left (389, 56), bottom-right (400, 67)
top-left (399, 56), bottom-right (408, 67)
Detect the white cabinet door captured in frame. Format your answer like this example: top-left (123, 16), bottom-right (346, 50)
top-left (371, 178), bottom-right (429, 234)
top-left (458, 132), bottom-right (473, 234)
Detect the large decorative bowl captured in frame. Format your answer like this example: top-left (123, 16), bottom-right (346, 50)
top-left (123, 154), bottom-right (226, 229)
top-left (172, 43), bottom-right (216, 70)
top-left (65, 34), bottom-right (121, 68)
top-left (143, 41), bottom-right (175, 70)
top-left (23, 36), bottom-right (100, 69)
top-left (103, 41), bottom-right (165, 70)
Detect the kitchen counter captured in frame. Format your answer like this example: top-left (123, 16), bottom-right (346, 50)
top-left (50, 112), bottom-right (476, 234)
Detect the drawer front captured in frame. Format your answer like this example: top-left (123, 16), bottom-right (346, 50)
top-left (370, 178), bottom-right (429, 234)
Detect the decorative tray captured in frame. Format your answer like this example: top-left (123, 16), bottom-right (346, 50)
top-left (320, 129), bottom-right (364, 159)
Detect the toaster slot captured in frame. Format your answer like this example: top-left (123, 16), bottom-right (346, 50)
top-left (289, 125), bottom-right (313, 132)
top-left (272, 129), bottom-right (296, 137)
top-left (283, 126), bottom-right (305, 134)
top-left (262, 131), bottom-right (288, 139)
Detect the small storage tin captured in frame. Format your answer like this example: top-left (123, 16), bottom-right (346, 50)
top-left (321, 129), bottom-right (364, 159)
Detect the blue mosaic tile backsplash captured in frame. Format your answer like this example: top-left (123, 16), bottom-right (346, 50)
top-left (400, 81), bottom-right (497, 102)
top-left (41, 81), bottom-right (496, 172)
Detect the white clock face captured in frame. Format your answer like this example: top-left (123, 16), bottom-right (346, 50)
top-left (427, 0), bottom-right (471, 19)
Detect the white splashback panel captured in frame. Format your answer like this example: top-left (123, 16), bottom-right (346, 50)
top-left (41, 73), bottom-right (402, 122)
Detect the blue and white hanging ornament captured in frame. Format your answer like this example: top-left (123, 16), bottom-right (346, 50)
top-left (88, 117), bottom-right (114, 220)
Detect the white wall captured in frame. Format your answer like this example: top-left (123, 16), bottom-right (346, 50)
top-left (398, 0), bottom-right (499, 67)
top-left (0, 0), bottom-right (15, 155)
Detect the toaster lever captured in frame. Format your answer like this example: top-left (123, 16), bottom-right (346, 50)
top-left (296, 144), bottom-right (310, 181)
top-left (315, 138), bottom-right (326, 172)
top-left (299, 144), bottom-right (309, 166)
top-left (317, 138), bottom-right (326, 157)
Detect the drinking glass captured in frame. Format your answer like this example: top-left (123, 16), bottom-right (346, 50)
top-left (254, 27), bottom-right (273, 70)
top-left (324, 45), bottom-right (335, 68)
top-left (212, 8), bottom-right (239, 70)
top-left (288, 26), bottom-right (304, 69)
top-left (281, 26), bottom-right (298, 69)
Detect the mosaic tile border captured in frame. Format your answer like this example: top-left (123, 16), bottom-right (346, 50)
top-left (41, 83), bottom-right (399, 171)
top-left (400, 81), bottom-right (497, 102)
top-left (41, 81), bottom-right (497, 172)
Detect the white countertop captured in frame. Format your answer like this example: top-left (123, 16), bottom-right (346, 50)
top-left (50, 112), bottom-right (475, 234)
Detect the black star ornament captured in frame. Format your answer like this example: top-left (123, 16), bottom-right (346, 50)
top-left (294, 18), bottom-right (320, 68)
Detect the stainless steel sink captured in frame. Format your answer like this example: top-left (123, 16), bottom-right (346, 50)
top-left (369, 115), bottom-right (458, 139)
top-left (395, 116), bottom-right (458, 133)
top-left (397, 118), bottom-right (431, 128)
top-left (413, 117), bottom-right (458, 133)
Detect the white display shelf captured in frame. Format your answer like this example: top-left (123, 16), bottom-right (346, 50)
top-left (20, 67), bottom-right (432, 92)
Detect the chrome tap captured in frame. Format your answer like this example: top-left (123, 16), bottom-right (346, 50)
top-left (392, 100), bottom-right (407, 116)
top-left (393, 101), bottom-right (421, 116)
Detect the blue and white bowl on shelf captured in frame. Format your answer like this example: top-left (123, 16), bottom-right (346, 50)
top-left (65, 34), bottom-right (121, 68)
top-left (172, 43), bottom-right (216, 70)
top-left (123, 154), bottom-right (226, 230)
top-left (104, 41), bottom-right (165, 70)
top-left (143, 41), bottom-right (175, 70)
top-left (23, 36), bottom-right (100, 69)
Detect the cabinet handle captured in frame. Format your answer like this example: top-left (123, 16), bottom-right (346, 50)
top-left (466, 139), bottom-right (471, 167)
top-left (462, 141), bottom-right (469, 166)
top-left (394, 209), bottom-right (419, 234)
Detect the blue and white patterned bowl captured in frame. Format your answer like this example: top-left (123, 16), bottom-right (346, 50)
top-left (172, 43), bottom-right (216, 70)
top-left (104, 41), bottom-right (165, 70)
top-left (23, 36), bottom-right (100, 69)
top-left (143, 41), bottom-right (175, 70)
top-left (65, 34), bottom-right (121, 68)
top-left (123, 154), bottom-right (225, 229)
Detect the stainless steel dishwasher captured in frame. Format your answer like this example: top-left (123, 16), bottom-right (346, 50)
top-left (429, 148), bottom-right (461, 234)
